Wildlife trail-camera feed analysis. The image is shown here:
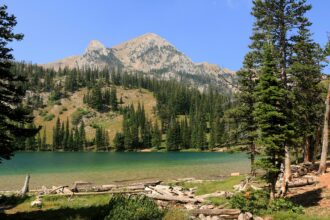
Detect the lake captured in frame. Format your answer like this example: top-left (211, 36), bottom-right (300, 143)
top-left (0, 152), bottom-right (250, 190)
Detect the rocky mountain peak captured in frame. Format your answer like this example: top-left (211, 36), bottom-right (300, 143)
top-left (42, 33), bottom-right (236, 92)
top-left (85, 40), bottom-right (107, 54)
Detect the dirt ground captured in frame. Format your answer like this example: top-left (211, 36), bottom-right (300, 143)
top-left (288, 166), bottom-right (330, 217)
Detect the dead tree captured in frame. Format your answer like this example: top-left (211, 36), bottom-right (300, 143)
top-left (318, 84), bottom-right (330, 174)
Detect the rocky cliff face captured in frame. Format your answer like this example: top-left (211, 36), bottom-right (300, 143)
top-left (42, 33), bottom-right (236, 92)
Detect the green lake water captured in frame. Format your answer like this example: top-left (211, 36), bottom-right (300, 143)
top-left (0, 152), bottom-right (250, 190)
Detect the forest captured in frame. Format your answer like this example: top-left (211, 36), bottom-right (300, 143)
top-left (11, 63), bottom-right (233, 152)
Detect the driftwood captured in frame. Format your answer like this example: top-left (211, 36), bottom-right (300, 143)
top-left (41, 189), bottom-right (146, 197)
top-left (189, 208), bottom-right (240, 218)
top-left (49, 185), bottom-right (70, 194)
top-left (146, 193), bottom-right (203, 204)
top-left (20, 174), bottom-right (30, 196)
top-left (71, 181), bottom-right (92, 192)
top-left (197, 191), bottom-right (233, 200)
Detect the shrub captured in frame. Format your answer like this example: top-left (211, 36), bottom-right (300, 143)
top-left (71, 108), bottom-right (89, 126)
top-left (163, 209), bottom-right (189, 220)
top-left (229, 190), bottom-right (268, 214)
top-left (43, 113), bottom-right (55, 121)
top-left (229, 190), bottom-right (304, 215)
top-left (104, 194), bottom-right (164, 220)
top-left (268, 198), bottom-right (304, 214)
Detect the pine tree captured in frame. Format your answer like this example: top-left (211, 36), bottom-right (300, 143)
top-left (79, 121), bottom-right (86, 151)
top-left (0, 5), bottom-right (39, 161)
top-left (113, 132), bottom-right (125, 151)
top-left (110, 86), bottom-right (118, 111)
top-left (166, 118), bottom-right (181, 151)
top-left (42, 127), bottom-right (47, 150)
top-left (230, 53), bottom-right (258, 175)
top-left (151, 121), bottom-right (162, 149)
top-left (290, 20), bottom-right (323, 163)
top-left (253, 44), bottom-right (288, 200)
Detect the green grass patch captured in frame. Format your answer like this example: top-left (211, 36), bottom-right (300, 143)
top-left (6, 194), bottom-right (111, 214)
top-left (269, 211), bottom-right (330, 220)
top-left (180, 176), bottom-right (245, 195)
top-left (207, 197), bottom-right (229, 207)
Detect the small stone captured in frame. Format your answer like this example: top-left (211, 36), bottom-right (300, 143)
top-left (207, 204), bottom-right (215, 209)
top-left (211, 216), bottom-right (220, 220)
top-left (200, 205), bottom-right (208, 209)
top-left (253, 216), bottom-right (263, 220)
top-left (245, 212), bottom-right (253, 220)
top-left (198, 214), bottom-right (205, 219)
top-left (231, 172), bottom-right (240, 176)
top-left (238, 213), bottom-right (245, 220)
top-left (205, 216), bottom-right (212, 220)
top-left (184, 203), bottom-right (196, 210)
top-left (30, 196), bottom-right (42, 208)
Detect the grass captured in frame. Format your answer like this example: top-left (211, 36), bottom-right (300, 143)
top-left (179, 176), bottom-right (245, 195)
top-left (207, 197), bottom-right (229, 207)
top-left (5, 194), bottom-right (111, 214)
top-left (268, 211), bottom-right (330, 220)
top-left (163, 208), bottom-right (189, 220)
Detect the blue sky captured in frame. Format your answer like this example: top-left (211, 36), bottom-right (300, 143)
top-left (3, 0), bottom-right (330, 72)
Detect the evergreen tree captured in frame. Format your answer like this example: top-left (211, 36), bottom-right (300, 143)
top-left (113, 132), bottom-right (125, 151)
top-left (0, 5), bottom-right (39, 161)
top-left (253, 44), bottom-right (288, 200)
top-left (79, 121), bottom-right (86, 151)
top-left (151, 121), bottom-right (162, 149)
top-left (166, 118), bottom-right (181, 151)
top-left (110, 86), bottom-right (118, 111)
top-left (230, 53), bottom-right (258, 175)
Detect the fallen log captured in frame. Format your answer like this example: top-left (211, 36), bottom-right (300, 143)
top-left (146, 194), bottom-right (203, 204)
top-left (288, 179), bottom-right (316, 188)
top-left (189, 208), bottom-right (240, 218)
top-left (40, 189), bottom-right (146, 197)
top-left (71, 181), bottom-right (92, 192)
top-left (49, 185), bottom-right (70, 194)
top-left (197, 191), bottom-right (233, 200)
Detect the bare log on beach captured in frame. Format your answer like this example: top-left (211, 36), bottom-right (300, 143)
top-left (20, 174), bottom-right (30, 196)
top-left (146, 193), bottom-right (203, 204)
top-left (189, 208), bottom-right (240, 219)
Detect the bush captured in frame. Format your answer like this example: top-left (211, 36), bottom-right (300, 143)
top-left (44, 113), bottom-right (55, 121)
top-left (163, 209), bottom-right (189, 220)
top-left (268, 198), bottom-right (304, 214)
top-left (229, 190), bottom-right (304, 215)
top-left (229, 190), bottom-right (268, 214)
top-left (71, 108), bottom-right (89, 126)
top-left (104, 194), bottom-right (164, 220)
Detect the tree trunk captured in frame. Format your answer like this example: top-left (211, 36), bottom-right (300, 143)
top-left (304, 137), bottom-right (311, 164)
top-left (279, 145), bottom-right (291, 196)
top-left (318, 84), bottom-right (330, 174)
top-left (250, 143), bottom-right (256, 177)
top-left (20, 174), bottom-right (30, 196)
top-left (313, 127), bottom-right (321, 164)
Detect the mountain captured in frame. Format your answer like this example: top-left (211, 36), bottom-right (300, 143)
top-left (42, 33), bottom-right (236, 91)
